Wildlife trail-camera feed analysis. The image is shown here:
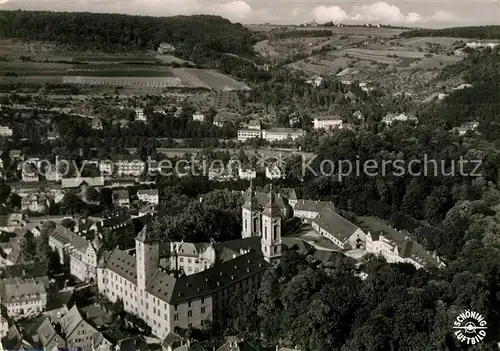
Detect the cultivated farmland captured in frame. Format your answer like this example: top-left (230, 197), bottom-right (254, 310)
top-left (0, 60), bottom-right (249, 91)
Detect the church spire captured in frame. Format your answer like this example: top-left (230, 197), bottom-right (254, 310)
top-left (262, 184), bottom-right (280, 217)
top-left (242, 180), bottom-right (260, 210)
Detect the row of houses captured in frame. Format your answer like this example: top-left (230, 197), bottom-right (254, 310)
top-left (208, 164), bottom-right (284, 182)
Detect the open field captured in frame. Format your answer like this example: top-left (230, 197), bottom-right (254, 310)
top-left (72, 56), bottom-right (157, 63)
top-left (0, 60), bottom-right (249, 90)
top-left (246, 24), bottom-right (405, 37)
top-left (156, 55), bottom-right (193, 65)
top-left (67, 65), bottom-right (175, 77)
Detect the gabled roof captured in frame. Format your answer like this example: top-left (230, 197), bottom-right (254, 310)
top-left (50, 226), bottom-right (89, 253)
top-left (101, 248), bottom-right (269, 304)
top-left (59, 305), bottom-right (95, 339)
top-left (100, 247), bottom-right (138, 284)
top-left (36, 317), bottom-right (61, 347)
top-left (61, 177), bottom-right (105, 188)
top-left (217, 339), bottom-right (260, 351)
top-left (312, 208), bottom-right (362, 243)
top-left (112, 190), bottom-right (129, 201)
top-left (314, 115), bottom-right (342, 121)
top-left (137, 189), bottom-right (159, 197)
top-left (4, 276), bottom-right (49, 303)
top-left (162, 332), bottom-right (185, 348)
top-left (294, 200), bottom-right (336, 213)
top-left (110, 154), bottom-right (141, 162)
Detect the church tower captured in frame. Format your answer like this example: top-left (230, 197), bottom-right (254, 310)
top-left (135, 225), bottom-right (159, 291)
top-left (261, 185), bottom-right (282, 264)
top-left (242, 181), bottom-right (261, 238)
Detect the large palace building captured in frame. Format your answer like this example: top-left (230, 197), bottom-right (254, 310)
top-left (96, 186), bottom-right (283, 339)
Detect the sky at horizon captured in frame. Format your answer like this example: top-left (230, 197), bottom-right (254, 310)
top-left (0, 0), bottom-right (498, 28)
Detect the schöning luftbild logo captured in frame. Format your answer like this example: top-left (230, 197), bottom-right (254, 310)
top-left (453, 309), bottom-right (487, 345)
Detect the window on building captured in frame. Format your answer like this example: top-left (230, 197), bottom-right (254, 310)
top-left (188, 301), bottom-right (191, 307)
top-left (201, 307), bottom-right (205, 314)
top-left (188, 323), bottom-right (192, 328)
top-left (173, 314), bottom-right (179, 321)
top-left (201, 298), bottom-right (205, 304)
top-left (188, 310), bottom-right (192, 317)
top-left (175, 304), bottom-right (178, 310)
top-left (188, 258), bottom-right (192, 263)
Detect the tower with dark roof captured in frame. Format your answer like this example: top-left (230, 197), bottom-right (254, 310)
top-left (135, 225), bottom-right (160, 292)
top-left (241, 180), bottom-right (261, 239)
top-left (261, 185), bottom-right (282, 264)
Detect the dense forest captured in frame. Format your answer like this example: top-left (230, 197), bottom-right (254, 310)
top-left (0, 10), bottom-right (268, 80)
top-left (420, 46), bottom-right (500, 143)
top-left (0, 11), bottom-right (257, 55)
top-left (401, 25), bottom-right (500, 39)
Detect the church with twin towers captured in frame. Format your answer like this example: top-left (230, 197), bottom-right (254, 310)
top-left (96, 184), bottom-right (293, 339)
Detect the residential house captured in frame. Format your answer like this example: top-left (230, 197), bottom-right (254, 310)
top-left (21, 162), bottom-right (40, 182)
top-left (306, 75), bottom-right (323, 87)
top-left (161, 332), bottom-right (185, 351)
top-left (88, 214), bottom-right (134, 239)
top-left (265, 164), bottom-right (284, 180)
top-left (91, 117), bottom-right (103, 130)
top-left (247, 120), bottom-right (261, 130)
top-left (104, 177), bottom-right (137, 188)
top-left (9, 149), bottom-right (22, 160)
top-left (353, 110), bottom-right (364, 121)
top-left (382, 113), bottom-right (418, 126)
top-left (313, 116), bottom-right (343, 130)
top-left (451, 121), bottom-right (479, 136)
top-left (36, 317), bottom-right (66, 350)
top-left (110, 155), bottom-right (145, 177)
top-left (20, 193), bottom-right (51, 213)
top-left (2, 276), bottom-right (49, 319)
top-left (0, 213), bottom-right (25, 232)
top-left (208, 168), bottom-right (237, 182)
top-left (158, 42), bottom-right (176, 54)
top-left (137, 189), bottom-right (160, 205)
top-left (112, 190), bottom-right (130, 208)
top-left (45, 130), bottom-right (60, 141)
top-left (213, 112), bottom-right (241, 127)
top-left (135, 108), bottom-right (147, 122)
top-left (0, 126), bottom-right (13, 137)
top-left (238, 167), bottom-right (256, 180)
top-left (192, 112), bottom-right (205, 122)
top-left (48, 225), bottom-right (102, 283)
top-left (0, 237), bottom-right (24, 266)
top-left (1, 324), bottom-right (35, 350)
top-left (61, 177), bottom-right (105, 203)
top-left (216, 336), bottom-right (260, 351)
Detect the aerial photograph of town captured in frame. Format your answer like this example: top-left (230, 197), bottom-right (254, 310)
top-left (0, 0), bottom-right (499, 350)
